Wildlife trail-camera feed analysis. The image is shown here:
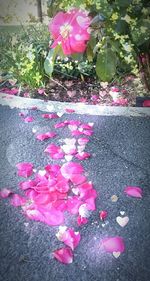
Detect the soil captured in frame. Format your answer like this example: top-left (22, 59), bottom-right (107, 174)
top-left (1, 75), bottom-right (149, 106)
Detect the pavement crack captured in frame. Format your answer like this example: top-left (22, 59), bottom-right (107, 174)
top-left (92, 136), bottom-right (150, 178)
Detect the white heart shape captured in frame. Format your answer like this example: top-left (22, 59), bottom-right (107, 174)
top-left (116, 216), bottom-right (129, 227)
top-left (57, 112), bottom-right (64, 117)
top-left (120, 211), bottom-right (125, 216)
top-left (76, 16), bottom-right (89, 28)
top-left (113, 252), bottom-right (121, 258)
top-left (65, 155), bottom-right (73, 161)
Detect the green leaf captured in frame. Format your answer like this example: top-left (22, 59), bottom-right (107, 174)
top-left (115, 0), bottom-right (132, 8)
top-left (44, 45), bottom-right (62, 77)
top-left (86, 37), bottom-right (96, 62)
top-left (115, 20), bottom-right (128, 34)
top-left (96, 48), bottom-right (117, 81)
top-left (44, 49), bottom-right (55, 76)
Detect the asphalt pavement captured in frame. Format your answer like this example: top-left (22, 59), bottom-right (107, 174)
top-left (0, 100), bottom-right (150, 281)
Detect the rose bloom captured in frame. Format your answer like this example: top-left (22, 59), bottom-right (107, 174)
top-left (49, 8), bottom-right (91, 55)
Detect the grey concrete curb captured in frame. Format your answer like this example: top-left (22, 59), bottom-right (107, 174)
top-left (0, 93), bottom-right (150, 116)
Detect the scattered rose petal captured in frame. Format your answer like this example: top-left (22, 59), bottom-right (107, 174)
top-left (10, 194), bottom-right (26, 207)
top-left (24, 116), bottom-right (34, 123)
top-left (99, 210), bottom-right (108, 221)
top-left (42, 113), bottom-right (59, 119)
top-left (44, 144), bottom-right (64, 159)
top-left (65, 108), bottom-right (75, 113)
top-left (124, 186), bottom-right (143, 198)
top-left (101, 236), bottom-right (125, 253)
top-left (61, 162), bottom-right (84, 179)
top-left (116, 216), bottom-right (129, 227)
top-left (75, 152), bottom-right (91, 160)
top-left (53, 247), bottom-right (73, 264)
top-left (23, 92), bottom-right (30, 98)
top-left (16, 162), bottom-right (33, 178)
top-left (56, 228), bottom-right (81, 250)
top-left (0, 188), bottom-right (12, 198)
top-left (78, 138), bottom-right (89, 145)
top-left (77, 216), bottom-right (88, 226)
top-left (112, 98), bottom-right (128, 106)
top-left (38, 88), bottom-right (45, 95)
top-left (54, 122), bottom-right (66, 129)
top-left (36, 132), bottom-right (56, 141)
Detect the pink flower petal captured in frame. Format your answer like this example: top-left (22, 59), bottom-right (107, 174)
top-left (67, 196), bottom-right (83, 214)
top-left (58, 228), bottom-right (81, 250)
top-left (0, 188), bottom-right (13, 198)
top-left (78, 138), bottom-right (89, 145)
top-left (37, 88), bottom-right (45, 95)
top-left (75, 152), bottom-right (91, 160)
top-left (42, 113), bottom-right (59, 119)
top-left (70, 174), bottom-right (87, 185)
top-left (44, 144), bottom-right (64, 159)
top-left (82, 129), bottom-right (93, 136)
top-left (19, 180), bottom-right (36, 190)
top-left (61, 162), bottom-right (84, 179)
top-left (124, 186), bottom-right (143, 198)
top-left (65, 108), bottom-right (75, 113)
top-left (71, 130), bottom-right (83, 136)
top-left (101, 236), bottom-right (125, 253)
top-left (77, 216), bottom-right (88, 226)
top-left (99, 210), bottom-right (108, 221)
top-left (36, 132), bottom-right (56, 141)
top-left (24, 116), bottom-right (34, 123)
top-left (53, 247), bottom-right (73, 264)
top-left (10, 194), bottom-right (26, 207)
top-left (54, 122), bottom-right (66, 129)
top-left (56, 179), bottom-right (70, 193)
top-left (67, 120), bottom-right (81, 126)
top-left (16, 162), bottom-right (33, 178)
top-left (79, 123), bottom-right (93, 130)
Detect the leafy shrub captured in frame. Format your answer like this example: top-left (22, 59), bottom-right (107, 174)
top-left (46, 0), bottom-right (150, 89)
top-left (0, 24), bottom-right (50, 88)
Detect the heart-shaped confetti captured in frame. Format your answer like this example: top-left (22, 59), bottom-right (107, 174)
top-left (116, 216), bottom-right (129, 227)
top-left (113, 252), bottom-right (121, 258)
top-left (120, 211), bottom-right (125, 216)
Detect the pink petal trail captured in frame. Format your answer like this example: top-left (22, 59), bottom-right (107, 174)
top-left (101, 236), bottom-right (125, 253)
top-left (16, 162), bottom-right (33, 178)
top-left (124, 186), bottom-right (143, 198)
top-left (0, 188), bottom-right (12, 199)
top-left (53, 247), bottom-right (73, 264)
